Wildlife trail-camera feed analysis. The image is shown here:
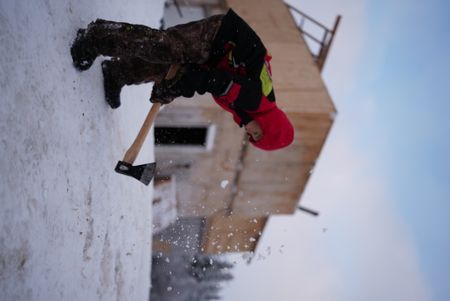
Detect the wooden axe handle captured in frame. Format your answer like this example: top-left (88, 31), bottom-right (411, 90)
top-left (122, 64), bottom-right (179, 164)
top-left (122, 102), bottom-right (161, 164)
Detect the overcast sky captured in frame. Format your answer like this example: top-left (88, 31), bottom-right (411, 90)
top-left (222, 0), bottom-right (450, 300)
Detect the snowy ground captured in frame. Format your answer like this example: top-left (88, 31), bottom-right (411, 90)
top-left (0, 1), bottom-right (164, 300)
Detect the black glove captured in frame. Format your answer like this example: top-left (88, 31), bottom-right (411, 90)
top-left (150, 80), bottom-right (183, 104)
top-left (150, 65), bottom-right (234, 104)
top-left (181, 65), bottom-right (233, 96)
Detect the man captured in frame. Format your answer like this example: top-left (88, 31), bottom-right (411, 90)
top-left (71, 9), bottom-right (294, 151)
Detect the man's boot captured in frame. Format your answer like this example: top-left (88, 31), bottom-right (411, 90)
top-left (101, 60), bottom-right (124, 109)
top-left (70, 29), bottom-right (98, 71)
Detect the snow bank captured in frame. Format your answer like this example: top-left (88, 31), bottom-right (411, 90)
top-left (0, 1), bottom-right (164, 300)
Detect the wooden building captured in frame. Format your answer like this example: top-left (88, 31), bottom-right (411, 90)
top-left (152, 0), bottom-right (338, 255)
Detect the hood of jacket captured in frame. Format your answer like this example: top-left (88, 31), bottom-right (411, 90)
top-left (249, 107), bottom-right (294, 151)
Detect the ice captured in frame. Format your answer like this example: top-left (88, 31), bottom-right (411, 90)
top-left (220, 179), bottom-right (229, 188)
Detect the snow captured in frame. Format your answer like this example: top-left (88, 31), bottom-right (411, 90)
top-left (220, 180), bottom-right (229, 189)
top-left (0, 0), bottom-right (164, 300)
top-left (152, 177), bottom-right (177, 234)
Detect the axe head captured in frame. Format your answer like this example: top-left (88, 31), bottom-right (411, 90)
top-left (115, 161), bottom-right (157, 185)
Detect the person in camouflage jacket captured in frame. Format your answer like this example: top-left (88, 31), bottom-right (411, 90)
top-left (71, 9), bottom-right (294, 151)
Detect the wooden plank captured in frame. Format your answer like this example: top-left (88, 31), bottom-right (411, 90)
top-left (201, 212), bottom-right (268, 254)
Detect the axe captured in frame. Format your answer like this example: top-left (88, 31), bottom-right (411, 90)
top-left (114, 65), bottom-right (179, 185)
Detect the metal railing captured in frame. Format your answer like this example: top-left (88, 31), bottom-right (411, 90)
top-left (285, 3), bottom-right (341, 72)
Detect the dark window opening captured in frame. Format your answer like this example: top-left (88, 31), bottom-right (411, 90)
top-left (155, 126), bottom-right (208, 146)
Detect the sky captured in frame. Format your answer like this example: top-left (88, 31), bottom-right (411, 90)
top-left (222, 0), bottom-right (450, 300)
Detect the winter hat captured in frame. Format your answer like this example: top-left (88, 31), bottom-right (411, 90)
top-left (250, 107), bottom-right (294, 151)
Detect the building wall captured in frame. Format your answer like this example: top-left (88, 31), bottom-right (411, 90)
top-left (155, 97), bottom-right (242, 217)
top-left (155, 0), bottom-right (336, 238)
top-left (202, 211), bottom-right (268, 254)
top-left (224, 0), bottom-right (336, 218)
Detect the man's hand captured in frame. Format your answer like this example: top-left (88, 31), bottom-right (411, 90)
top-left (244, 120), bottom-right (263, 142)
top-left (150, 81), bottom-right (181, 104)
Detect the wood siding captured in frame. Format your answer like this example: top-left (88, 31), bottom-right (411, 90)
top-left (155, 0), bottom-right (336, 254)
